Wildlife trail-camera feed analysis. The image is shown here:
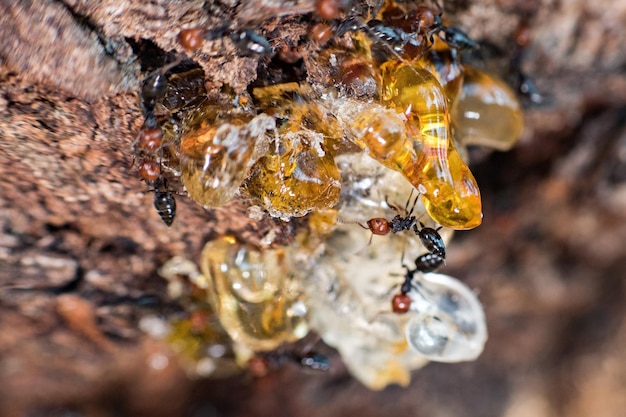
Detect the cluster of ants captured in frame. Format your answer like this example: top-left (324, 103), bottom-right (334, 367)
top-left (132, 1), bottom-right (473, 226)
top-left (131, 1), bottom-right (536, 326)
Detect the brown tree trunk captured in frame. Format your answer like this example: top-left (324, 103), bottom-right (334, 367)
top-left (1, 0), bottom-right (626, 416)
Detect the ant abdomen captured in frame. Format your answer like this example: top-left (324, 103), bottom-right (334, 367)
top-left (414, 223), bottom-right (446, 258)
top-left (414, 252), bottom-right (444, 273)
top-left (152, 178), bottom-right (176, 227)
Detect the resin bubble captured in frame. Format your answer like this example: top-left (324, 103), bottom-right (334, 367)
top-left (405, 273), bottom-right (487, 362)
top-left (451, 67), bottom-right (524, 151)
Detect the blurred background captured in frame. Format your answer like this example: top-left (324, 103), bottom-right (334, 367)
top-left (1, 0), bottom-right (625, 416)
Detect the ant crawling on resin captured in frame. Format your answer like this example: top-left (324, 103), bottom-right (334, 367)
top-left (361, 192), bottom-right (446, 259)
top-left (391, 250), bottom-right (444, 314)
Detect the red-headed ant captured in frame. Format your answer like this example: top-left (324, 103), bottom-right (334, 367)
top-left (176, 22), bottom-right (272, 56)
top-left (391, 251), bottom-right (444, 314)
top-left (361, 192), bottom-right (446, 260)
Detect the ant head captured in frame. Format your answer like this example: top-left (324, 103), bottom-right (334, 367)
top-left (392, 293), bottom-right (411, 314)
top-left (367, 218), bottom-right (391, 235)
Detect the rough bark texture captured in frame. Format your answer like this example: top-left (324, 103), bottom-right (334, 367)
top-left (1, 0), bottom-right (626, 416)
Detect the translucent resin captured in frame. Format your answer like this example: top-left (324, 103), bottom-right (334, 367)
top-left (405, 273), bottom-right (487, 362)
top-left (245, 97), bottom-right (343, 219)
top-left (179, 105), bottom-right (274, 208)
top-left (300, 153), bottom-right (458, 389)
top-left (451, 67), bottom-right (524, 151)
top-left (381, 62), bottom-right (482, 229)
top-left (418, 41), bottom-right (464, 103)
top-left (200, 236), bottom-right (308, 352)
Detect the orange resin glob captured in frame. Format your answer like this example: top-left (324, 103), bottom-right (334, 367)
top-left (349, 105), bottom-right (418, 172)
top-left (451, 67), bottom-right (524, 151)
top-left (245, 128), bottom-right (342, 219)
top-left (178, 103), bottom-right (274, 208)
top-left (418, 40), bottom-right (465, 103)
top-left (380, 62), bottom-right (482, 229)
top-left (246, 85), bottom-right (342, 219)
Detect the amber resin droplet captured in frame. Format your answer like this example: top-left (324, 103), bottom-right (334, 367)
top-left (179, 103), bottom-right (274, 208)
top-left (381, 62), bottom-right (482, 230)
top-left (418, 40), bottom-right (465, 103)
top-left (245, 95), bottom-right (342, 219)
top-left (200, 236), bottom-right (308, 352)
top-left (451, 66), bottom-right (524, 151)
top-left (349, 106), bottom-right (419, 173)
top-left (245, 133), bottom-right (342, 219)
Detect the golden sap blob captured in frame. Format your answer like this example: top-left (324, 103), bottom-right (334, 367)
top-left (381, 62), bottom-right (482, 229)
top-left (451, 67), bottom-right (524, 151)
top-left (179, 105), bottom-right (273, 208)
top-left (200, 236), bottom-right (308, 352)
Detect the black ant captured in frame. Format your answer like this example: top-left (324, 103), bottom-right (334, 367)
top-left (334, 1), bottom-right (477, 60)
top-left (248, 350), bottom-right (330, 376)
top-left (391, 264), bottom-right (418, 314)
top-left (509, 20), bottom-right (544, 105)
top-left (134, 58), bottom-right (188, 226)
top-left (133, 123), bottom-right (177, 226)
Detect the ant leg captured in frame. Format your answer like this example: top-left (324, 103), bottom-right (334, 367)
top-left (403, 188), bottom-right (415, 214)
top-left (384, 195), bottom-right (400, 212)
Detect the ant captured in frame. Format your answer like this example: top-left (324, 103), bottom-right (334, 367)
top-left (178, 22), bottom-right (272, 56)
top-left (334, 1), bottom-right (477, 59)
top-left (248, 350), bottom-right (330, 376)
top-left (134, 58), bottom-right (187, 226)
top-left (133, 123), bottom-right (177, 227)
top-left (509, 20), bottom-right (544, 105)
top-left (391, 251), bottom-right (444, 314)
top-left (361, 192), bottom-right (446, 259)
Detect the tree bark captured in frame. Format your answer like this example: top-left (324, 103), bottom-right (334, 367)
top-left (1, 0), bottom-right (626, 416)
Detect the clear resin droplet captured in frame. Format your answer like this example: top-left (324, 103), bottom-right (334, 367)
top-left (451, 67), bottom-right (524, 151)
top-left (405, 273), bottom-right (487, 362)
top-left (200, 236), bottom-right (308, 352)
top-left (179, 107), bottom-right (274, 208)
